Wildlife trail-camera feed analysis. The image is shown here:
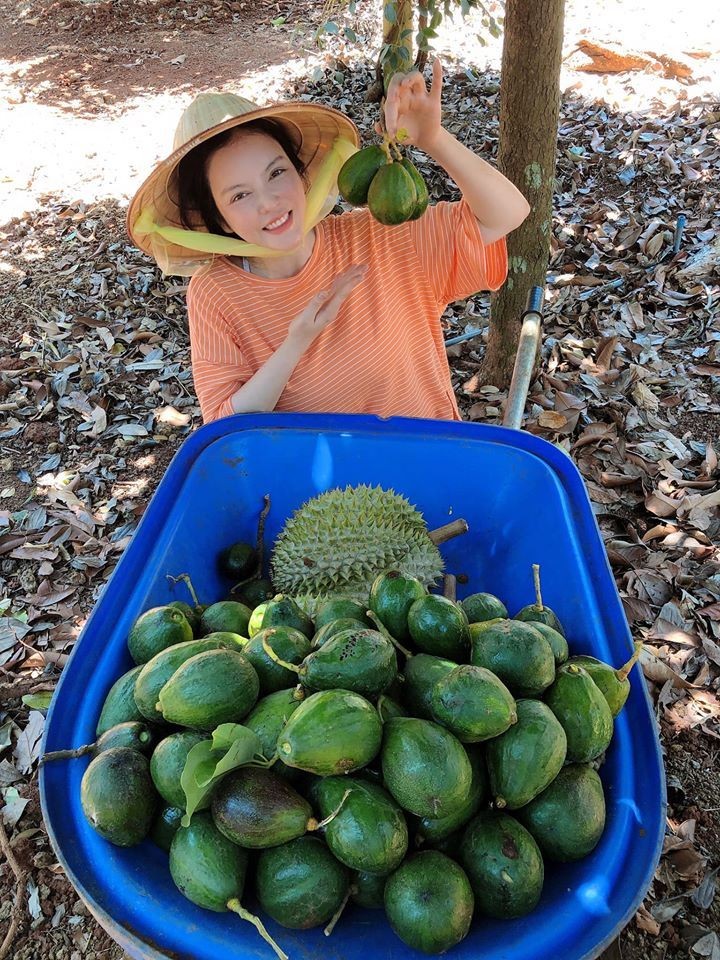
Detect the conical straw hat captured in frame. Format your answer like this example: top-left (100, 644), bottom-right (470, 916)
top-left (127, 92), bottom-right (360, 276)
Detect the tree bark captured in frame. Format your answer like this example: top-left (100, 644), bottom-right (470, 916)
top-left (367, 0), bottom-right (415, 103)
top-left (481, 0), bottom-right (565, 387)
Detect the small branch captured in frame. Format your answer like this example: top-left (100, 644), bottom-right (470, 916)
top-left (261, 636), bottom-right (300, 675)
top-left (324, 888), bottom-right (351, 937)
top-left (39, 744), bottom-right (94, 764)
top-left (0, 817), bottom-right (27, 960)
top-left (366, 611), bottom-right (413, 659)
top-left (166, 573), bottom-right (199, 607)
top-left (428, 519), bottom-right (469, 545)
top-left (443, 574), bottom-right (457, 601)
top-left (532, 563), bottom-right (543, 610)
top-left (255, 495), bottom-right (271, 576)
top-left (616, 641), bottom-right (644, 682)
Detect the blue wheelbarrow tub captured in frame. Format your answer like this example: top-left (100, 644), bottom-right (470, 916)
top-left (40, 413), bottom-right (666, 960)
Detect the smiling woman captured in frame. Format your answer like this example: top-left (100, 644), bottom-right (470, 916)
top-left (127, 67), bottom-right (530, 423)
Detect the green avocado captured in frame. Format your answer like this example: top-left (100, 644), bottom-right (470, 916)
top-left (384, 851), bottom-right (474, 953)
top-left (369, 570), bottom-right (427, 643)
top-left (567, 642), bottom-right (642, 717)
top-left (300, 627), bottom-right (397, 698)
top-left (277, 689), bottom-right (383, 776)
top-left (261, 594), bottom-right (314, 639)
top-left (243, 688), bottom-right (305, 763)
top-left (544, 663), bottom-right (614, 762)
top-left (381, 717), bottom-right (473, 819)
top-left (528, 620), bottom-right (569, 665)
top-left (243, 625), bottom-right (311, 693)
top-left (461, 810), bottom-right (544, 918)
top-left (169, 811), bottom-right (247, 912)
top-left (200, 600), bottom-right (252, 638)
top-left (218, 541), bottom-right (257, 581)
top-left (367, 162), bottom-right (418, 226)
top-left (407, 594), bottom-right (470, 660)
top-left (150, 804), bottom-right (184, 853)
top-left (470, 619), bottom-right (556, 697)
top-left (92, 721), bottom-right (156, 757)
top-left (80, 747), bottom-right (157, 847)
top-left (310, 775), bottom-right (408, 874)
top-left (400, 157), bottom-right (429, 220)
top-left (314, 598), bottom-right (372, 630)
top-left (461, 592), bottom-right (509, 624)
top-left (311, 616), bottom-right (369, 650)
top-left (211, 766), bottom-right (315, 848)
top-left (517, 764), bottom-right (606, 861)
top-left (256, 835), bottom-right (350, 929)
top-left (128, 606), bottom-right (194, 665)
top-left (169, 813), bottom-right (288, 959)
top-left (430, 664), bottom-right (517, 742)
top-left (231, 577), bottom-right (275, 610)
top-left (134, 635), bottom-right (241, 721)
top-left (95, 665), bottom-right (145, 736)
top-left (351, 870), bottom-right (386, 908)
top-left (486, 698), bottom-right (567, 809)
top-left (338, 145), bottom-right (389, 207)
top-left (417, 746), bottom-right (488, 844)
top-left (149, 730), bottom-right (206, 809)
top-left (157, 649), bottom-right (259, 730)
top-left (402, 653), bottom-right (458, 720)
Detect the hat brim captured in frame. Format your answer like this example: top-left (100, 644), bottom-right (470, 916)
top-left (126, 101), bottom-right (360, 275)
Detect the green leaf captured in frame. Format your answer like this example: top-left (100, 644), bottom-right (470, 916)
top-left (271, 15), bottom-right (285, 26)
top-left (180, 725), bottom-right (263, 827)
top-left (384, 2), bottom-right (397, 24)
top-left (21, 692), bottom-right (53, 712)
top-left (344, 26), bottom-right (357, 41)
top-left (323, 19), bottom-right (339, 34)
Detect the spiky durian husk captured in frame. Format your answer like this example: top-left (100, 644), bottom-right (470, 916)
top-left (271, 485), bottom-right (443, 613)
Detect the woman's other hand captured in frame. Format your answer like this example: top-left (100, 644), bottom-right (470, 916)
top-left (382, 57), bottom-right (444, 154)
top-left (287, 263), bottom-right (368, 347)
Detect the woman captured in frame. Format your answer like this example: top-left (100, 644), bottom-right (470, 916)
top-left (128, 60), bottom-right (530, 423)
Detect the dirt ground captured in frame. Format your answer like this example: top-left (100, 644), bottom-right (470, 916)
top-left (1, 0), bottom-right (719, 958)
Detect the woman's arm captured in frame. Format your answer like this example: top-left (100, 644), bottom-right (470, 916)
top-left (228, 263), bottom-right (367, 414)
top-left (383, 59), bottom-right (530, 246)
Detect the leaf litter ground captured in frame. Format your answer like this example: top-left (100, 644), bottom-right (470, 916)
top-left (0, 1), bottom-right (719, 958)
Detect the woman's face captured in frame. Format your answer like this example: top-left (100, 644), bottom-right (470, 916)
top-left (206, 130), bottom-right (307, 249)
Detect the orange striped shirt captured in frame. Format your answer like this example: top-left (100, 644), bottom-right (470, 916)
top-left (187, 199), bottom-right (507, 423)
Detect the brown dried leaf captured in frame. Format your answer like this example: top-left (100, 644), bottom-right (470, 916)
top-left (639, 647), bottom-right (698, 689)
top-left (537, 411), bottom-right (569, 430)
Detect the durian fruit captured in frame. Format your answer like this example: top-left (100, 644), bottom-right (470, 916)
top-left (271, 485), bottom-right (444, 613)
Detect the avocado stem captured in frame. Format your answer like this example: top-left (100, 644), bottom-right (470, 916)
top-left (532, 564), bottom-right (544, 611)
top-left (366, 611), bottom-right (413, 659)
top-left (389, 139), bottom-right (403, 162)
top-left (616, 641), bottom-right (644, 682)
top-left (428, 519), bottom-right (469, 546)
top-left (380, 134), bottom-right (393, 163)
top-left (323, 889), bottom-right (351, 937)
top-left (39, 744), bottom-right (95, 764)
top-left (261, 636), bottom-right (301, 675)
top-left (443, 574), bottom-right (457, 602)
top-left (314, 788), bottom-right (353, 831)
top-left (226, 899), bottom-right (288, 960)
top-left (255, 493), bottom-right (271, 577)
top-left (166, 573), bottom-right (200, 608)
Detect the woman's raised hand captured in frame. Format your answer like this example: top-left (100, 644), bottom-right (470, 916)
top-left (382, 57), bottom-right (444, 154)
top-left (287, 263), bottom-right (368, 346)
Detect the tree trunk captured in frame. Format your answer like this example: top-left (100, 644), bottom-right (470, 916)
top-left (367, 0), bottom-right (415, 103)
top-left (482, 0), bottom-right (565, 387)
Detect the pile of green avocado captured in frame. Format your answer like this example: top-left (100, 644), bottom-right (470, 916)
top-left (73, 549), bottom-right (642, 958)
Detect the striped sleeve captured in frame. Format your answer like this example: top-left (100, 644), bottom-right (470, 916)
top-left (187, 274), bottom-right (254, 423)
top-left (408, 199), bottom-right (508, 305)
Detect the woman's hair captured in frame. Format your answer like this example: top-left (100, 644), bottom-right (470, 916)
top-left (176, 118), bottom-right (307, 235)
